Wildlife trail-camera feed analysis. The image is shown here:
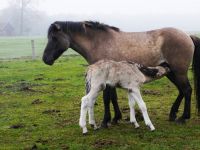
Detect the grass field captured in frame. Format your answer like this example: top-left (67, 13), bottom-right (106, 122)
top-left (0, 55), bottom-right (200, 150)
top-left (0, 36), bottom-right (77, 59)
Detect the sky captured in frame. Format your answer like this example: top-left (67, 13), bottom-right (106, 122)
top-left (1, 0), bottom-right (200, 31)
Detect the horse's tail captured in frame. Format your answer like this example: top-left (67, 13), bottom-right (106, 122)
top-left (191, 35), bottom-right (200, 115)
top-left (85, 70), bottom-right (91, 94)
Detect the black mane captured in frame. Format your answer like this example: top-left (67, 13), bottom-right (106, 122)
top-left (84, 21), bottom-right (120, 32)
top-left (47, 21), bottom-right (120, 37)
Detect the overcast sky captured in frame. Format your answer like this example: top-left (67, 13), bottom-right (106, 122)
top-left (1, 0), bottom-right (200, 31)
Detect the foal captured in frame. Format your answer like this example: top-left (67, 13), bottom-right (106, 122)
top-left (79, 60), bottom-right (170, 134)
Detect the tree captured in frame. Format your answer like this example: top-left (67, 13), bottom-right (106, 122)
top-left (19, 0), bottom-right (32, 35)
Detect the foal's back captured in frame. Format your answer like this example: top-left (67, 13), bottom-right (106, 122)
top-left (87, 60), bottom-right (146, 88)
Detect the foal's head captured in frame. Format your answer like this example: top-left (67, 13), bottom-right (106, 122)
top-left (153, 66), bottom-right (170, 78)
top-left (43, 22), bottom-right (71, 65)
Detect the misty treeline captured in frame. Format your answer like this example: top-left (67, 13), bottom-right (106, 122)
top-left (0, 0), bottom-right (52, 36)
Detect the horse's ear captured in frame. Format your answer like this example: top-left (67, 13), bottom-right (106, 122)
top-left (51, 23), bottom-right (61, 31)
top-left (84, 21), bottom-right (92, 28)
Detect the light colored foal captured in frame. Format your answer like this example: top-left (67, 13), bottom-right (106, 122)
top-left (79, 60), bottom-right (169, 134)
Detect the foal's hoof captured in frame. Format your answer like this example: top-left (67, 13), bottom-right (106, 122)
top-left (82, 132), bottom-right (88, 136)
top-left (147, 125), bottom-right (155, 131)
top-left (175, 117), bottom-right (186, 124)
top-left (90, 124), bottom-right (99, 130)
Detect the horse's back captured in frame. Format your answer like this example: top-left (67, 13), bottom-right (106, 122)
top-left (112, 28), bottom-right (194, 74)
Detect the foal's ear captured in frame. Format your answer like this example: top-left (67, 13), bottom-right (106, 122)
top-left (51, 23), bottom-right (61, 31)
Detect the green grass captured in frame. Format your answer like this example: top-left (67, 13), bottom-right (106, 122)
top-left (0, 55), bottom-right (200, 150)
top-left (0, 36), bottom-right (77, 59)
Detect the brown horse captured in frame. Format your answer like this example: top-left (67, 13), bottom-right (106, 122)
top-left (42, 21), bottom-right (200, 126)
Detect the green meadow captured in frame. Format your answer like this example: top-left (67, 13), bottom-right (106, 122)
top-left (0, 36), bottom-right (200, 149)
top-left (0, 36), bottom-right (76, 59)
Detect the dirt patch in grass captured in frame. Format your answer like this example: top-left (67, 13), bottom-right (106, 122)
top-left (142, 90), bottom-right (162, 95)
top-left (36, 138), bottom-right (48, 145)
top-left (5, 81), bottom-right (45, 93)
top-left (42, 109), bottom-right (61, 115)
top-left (10, 124), bottom-right (25, 129)
top-left (93, 139), bottom-right (118, 149)
top-left (52, 78), bottom-right (65, 81)
top-left (34, 77), bottom-right (44, 81)
top-left (31, 99), bottom-right (43, 105)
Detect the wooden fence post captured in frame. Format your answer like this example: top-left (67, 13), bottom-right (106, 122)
top-left (31, 39), bottom-right (36, 60)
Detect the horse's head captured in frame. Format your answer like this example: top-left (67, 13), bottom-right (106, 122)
top-left (43, 23), bottom-right (70, 65)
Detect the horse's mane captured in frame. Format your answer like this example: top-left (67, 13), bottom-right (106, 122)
top-left (48, 21), bottom-right (120, 37)
top-left (83, 21), bottom-right (120, 32)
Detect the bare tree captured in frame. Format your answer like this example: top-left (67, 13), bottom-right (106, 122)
top-left (19, 0), bottom-right (32, 35)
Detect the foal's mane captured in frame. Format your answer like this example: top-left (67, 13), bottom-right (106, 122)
top-left (48, 21), bottom-right (120, 37)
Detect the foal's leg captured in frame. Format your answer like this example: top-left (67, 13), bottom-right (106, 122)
top-left (88, 91), bottom-right (99, 130)
top-left (79, 88), bottom-right (99, 134)
top-left (128, 93), bottom-right (139, 128)
top-left (130, 88), bottom-right (155, 131)
top-left (79, 95), bottom-right (89, 134)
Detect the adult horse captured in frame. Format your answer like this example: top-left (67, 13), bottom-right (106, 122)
top-left (42, 21), bottom-right (200, 126)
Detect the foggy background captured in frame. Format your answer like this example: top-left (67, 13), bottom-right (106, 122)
top-left (1, 0), bottom-right (200, 36)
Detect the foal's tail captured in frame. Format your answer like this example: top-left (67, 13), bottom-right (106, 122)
top-left (190, 35), bottom-right (200, 115)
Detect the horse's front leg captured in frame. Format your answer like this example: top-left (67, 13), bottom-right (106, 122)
top-left (101, 86), bottom-right (111, 128)
top-left (110, 87), bottom-right (122, 124)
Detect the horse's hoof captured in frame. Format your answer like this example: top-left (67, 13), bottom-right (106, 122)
top-left (101, 122), bottom-right (108, 128)
top-left (112, 117), bottom-right (122, 125)
top-left (111, 120), bottom-right (118, 125)
top-left (169, 114), bottom-right (177, 122)
top-left (175, 117), bottom-right (186, 124)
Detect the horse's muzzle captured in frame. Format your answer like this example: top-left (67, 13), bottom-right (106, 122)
top-left (42, 55), bottom-right (54, 66)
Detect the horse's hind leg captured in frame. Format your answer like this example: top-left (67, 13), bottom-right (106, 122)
top-left (167, 72), bottom-right (184, 121)
top-left (110, 87), bottom-right (122, 124)
top-left (167, 72), bottom-right (192, 123)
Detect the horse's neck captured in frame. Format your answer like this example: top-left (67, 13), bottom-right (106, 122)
top-left (69, 31), bottom-right (108, 64)
top-left (69, 33), bottom-right (94, 63)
